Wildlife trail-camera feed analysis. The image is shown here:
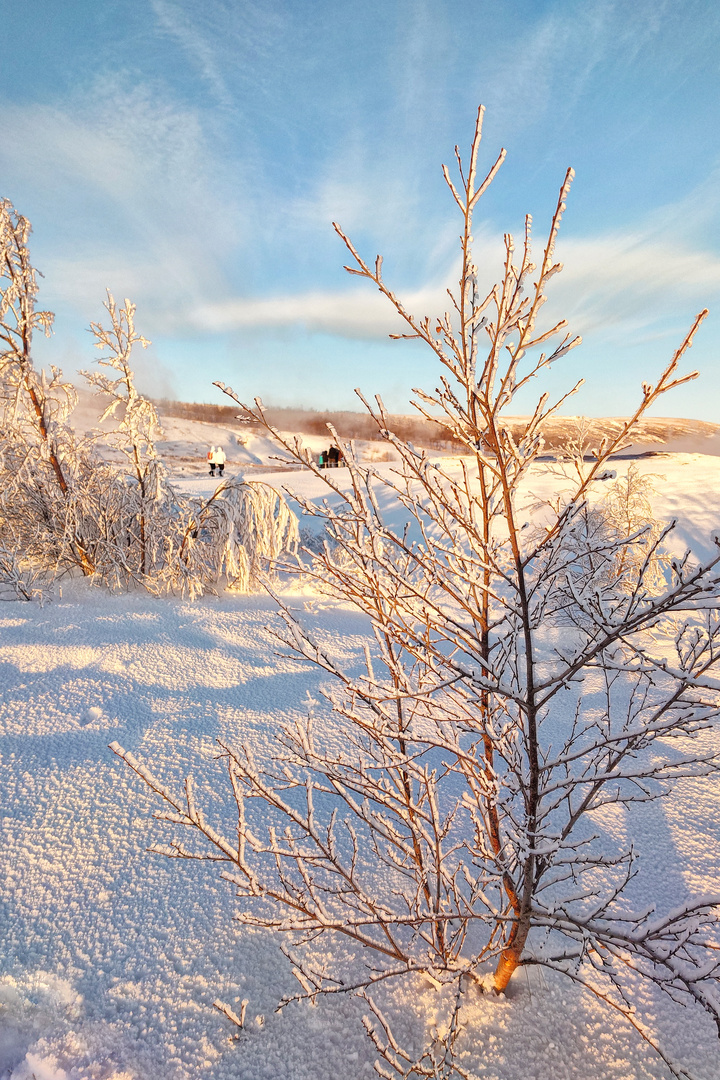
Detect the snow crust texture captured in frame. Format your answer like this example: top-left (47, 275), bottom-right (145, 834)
top-left (2, 456), bottom-right (720, 1079)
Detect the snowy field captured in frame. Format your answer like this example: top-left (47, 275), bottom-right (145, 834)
top-left (2, 449), bottom-right (720, 1080)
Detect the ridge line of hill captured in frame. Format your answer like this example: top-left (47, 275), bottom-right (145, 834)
top-left (149, 399), bottom-right (720, 454)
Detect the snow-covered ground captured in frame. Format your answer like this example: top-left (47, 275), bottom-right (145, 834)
top-left (2, 444), bottom-right (720, 1080)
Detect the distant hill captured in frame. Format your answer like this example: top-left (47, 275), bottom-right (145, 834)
top-left (68, 389), bottom-right (720, 467)
top-left (152, 398), bottom-right (720, 457)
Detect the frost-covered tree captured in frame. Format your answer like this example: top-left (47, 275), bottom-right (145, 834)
top-left (0, 198), bottom-right (95, 578)
top-left (114, 107), bottom-right (720, 1077)
top-left (81, 294), bottom-right (298, 594)
top-left (83, 291), bottom-right (164, 577)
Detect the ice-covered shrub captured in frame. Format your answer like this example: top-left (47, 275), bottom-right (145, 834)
top-left (0, 543), bottom-right (49, 602)
top-left (155, 478), bottom-right (299, 598)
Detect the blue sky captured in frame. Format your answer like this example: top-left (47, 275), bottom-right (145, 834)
top-left (1, 0), bottom-right (719, 418)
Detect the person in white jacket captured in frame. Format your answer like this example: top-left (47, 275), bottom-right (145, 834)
top-left (208, 446), bottom-right (216, 477)
top-left (212, 446), bottom-right (227, 477)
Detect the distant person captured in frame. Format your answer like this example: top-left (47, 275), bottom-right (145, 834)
top-left (214, 446), bottom-right (227, 477)
top-left (328, 445), bottom-right (340, 468)
top-left (318, 450), bottom-right (327, 469)
top-left (208, 446), bottom-right (216, 477)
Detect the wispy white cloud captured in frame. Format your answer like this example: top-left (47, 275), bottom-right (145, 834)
top-left (0, 76), bottom-right (245, 320)
top-left (556, 234), bottom-right (720, 335)
top-left (150, 0), bottom-right (234, 107)
top-left (189, 205), bottom-right (720, 349)
top-left (478, 0), bottom-right (674, 140)
top-left (149, 0), bottom-right (287, 110)
top-left (191, 283), bottom-right (450, 338)
top-left (7, 69), bottom-right (712, 354)
top-left (554, 173), bottom-right (720, 338)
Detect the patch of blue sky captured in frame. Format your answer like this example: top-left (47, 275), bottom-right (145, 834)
top-left (2, 0), bottom-right (719, 417)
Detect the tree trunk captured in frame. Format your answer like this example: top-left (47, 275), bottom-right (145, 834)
top-left (492, 918), bottom-right (530, 993)
top-left (24, 375), bottom-right (95, 576)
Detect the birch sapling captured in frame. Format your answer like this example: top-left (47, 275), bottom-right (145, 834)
top-left (114, 107), bottom-right (720, 1077)
top-left (84, 292), bottom-right (162, 576)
